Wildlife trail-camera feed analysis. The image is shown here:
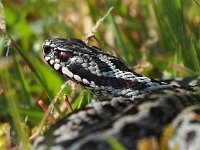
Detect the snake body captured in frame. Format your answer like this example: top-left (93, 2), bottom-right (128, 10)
top-left (33, 38), bottom-right (200, 150)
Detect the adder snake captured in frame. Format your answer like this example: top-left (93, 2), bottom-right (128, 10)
top-left (33, 38), bottom-right (200, 150)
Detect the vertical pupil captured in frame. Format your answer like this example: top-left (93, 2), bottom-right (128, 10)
top-left (60, 52), bottom-right (68, 61)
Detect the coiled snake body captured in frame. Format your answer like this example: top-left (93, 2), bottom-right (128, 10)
top-left (33, 38), bottom-right (200, 150)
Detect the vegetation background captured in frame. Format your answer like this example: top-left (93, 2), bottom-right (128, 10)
top-left (0, 0), bottom-right (199, 149)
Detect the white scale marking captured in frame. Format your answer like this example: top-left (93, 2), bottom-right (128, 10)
top-left (91, 81), bottom-right (96, 87)
top-left (60, 62), bottom-right (66, 67)
top-left (45, 56), bottom-right (51, 61)
top-left (50, 43), bottom-right (56, 47)
top-left (102, 72), bottom-right (108, 76)
top-left (83, 78), bottom-right (90, 85)
top-left (55, 59), bottom-right (60, 63)
top-left (73, 75), bottom-right (82, 82)
top-left (50, 59), bottom-right (54, 65)
top-left (112, 89), bottom-right (122, 95)
top-left (62, 67), bottom-right (73, 78)
top-left (88, 66), bottom-right (96, 72)
top-left (107, 86), bottom-right (113, 91)
top-left (89, 61), bottom-right (96, 66)
top-left (54, 64), bottom-right (60, 70)
top-left (121, 89), bottom-right (129, 95)
top-left (126, 90), bottom-right (139, 97)
top-left (97, 73), bottom-right (102, 76)
top-left (82, 63), bottom-right (88, 68)
top-left (45, 41), bottom-right (51, 45)
top-left (58, 47), bottom-right (67, 51)
top-left (76, 59), bottom-right (83, 64)
top-left (111, 66), bottom-right (116, 69)
top-left (70, 57), bottom-right (77, 62)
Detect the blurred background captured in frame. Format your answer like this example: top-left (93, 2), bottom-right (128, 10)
top-left (0, 0), bottom-right (199, 148)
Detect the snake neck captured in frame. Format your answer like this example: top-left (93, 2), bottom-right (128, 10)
top-left (84, 53), bottom-right (172, 101)
top-left (89, 79), bottom-right (172, 101)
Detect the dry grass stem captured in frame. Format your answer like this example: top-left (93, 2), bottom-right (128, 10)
top-left (84, 6), bottom-right (114, 43)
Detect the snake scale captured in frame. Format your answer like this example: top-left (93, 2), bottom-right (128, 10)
top-left (33, 38), bottom-right (200, 150)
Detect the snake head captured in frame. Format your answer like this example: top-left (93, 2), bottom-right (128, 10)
top-left (42, 38), bottom-right (130, 90)
top-left (43, 38), bottom-right (96, 84)
top-left (42, 38), bottom-right (135, 99)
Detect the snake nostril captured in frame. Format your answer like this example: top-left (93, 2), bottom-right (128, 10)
top-left (43, 44), bottom-right (51, 54)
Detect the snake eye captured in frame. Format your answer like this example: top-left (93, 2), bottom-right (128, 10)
top-left (43, 45), bottom-right (51, 54)
top-left (59, 51), bottom-right (68, 62)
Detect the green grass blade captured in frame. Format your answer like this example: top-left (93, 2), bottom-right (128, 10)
top-left (2, 71), bottom-right (31, 149)
top-left (107, 137), bottom-right (127, 150)
top-left (104, 1), bottom-right (132, 66)
top-left (0, 29), bottom-right (63, 116)
top-left (13, 54), bottom-right (32, 105)
top-left (191, 39), bottom-right (200, 74)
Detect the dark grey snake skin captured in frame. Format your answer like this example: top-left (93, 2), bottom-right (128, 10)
top-left (33, 38), bottom-right (200, 150)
